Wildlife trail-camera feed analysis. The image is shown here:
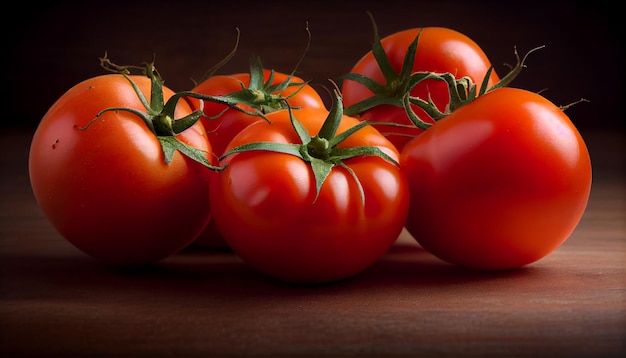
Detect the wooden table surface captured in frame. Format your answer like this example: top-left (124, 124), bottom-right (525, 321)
top-left (1, 126), bottom-right (624, 357)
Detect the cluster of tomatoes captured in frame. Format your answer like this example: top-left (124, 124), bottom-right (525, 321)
top-left (28, 20), bottom-right (592, 284)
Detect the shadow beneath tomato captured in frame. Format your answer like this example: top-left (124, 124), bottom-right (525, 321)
top-left (1, 238), bottom-right (545, 308)
top-left (169, 240), bottom-right (541, 290)
top-left (353, 245), bottom-right (536, 285)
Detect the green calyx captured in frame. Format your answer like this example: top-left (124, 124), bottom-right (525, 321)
top-left (340, 14), bottom-right (429, 117)
top-left (220, 89), bottom-right (399, 203)
top-left (189, 55), bottom-right (313, 119)
top-left (191, 25), bottom-right (314, 117)
top-left (81, 54), bottom-right (267, 171)
top-left (235, 56), bottom-right (312, 115)
top-left (340, 11), bottom-right (545, 130)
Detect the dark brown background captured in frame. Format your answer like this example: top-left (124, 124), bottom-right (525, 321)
top-left (5, 0), bottom-right (624, 132)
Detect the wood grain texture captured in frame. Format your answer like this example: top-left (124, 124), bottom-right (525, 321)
top-left (0, 127), bottom-right (624, 357)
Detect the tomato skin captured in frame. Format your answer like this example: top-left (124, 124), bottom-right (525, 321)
top-left (29, 74), bottom-right (214, 265)
top-left (190, 69), bottom-right (326, 250)
top-left (342, 27), bottom-right (500, 151)
top-left (400, 87), bottom-right (592, 270)
top-left (189, 69), bottom-right (326, 157)
top-left (210, 108), bottom-right (409, 284)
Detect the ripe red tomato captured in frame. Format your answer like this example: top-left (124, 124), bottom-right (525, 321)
top-left (342, 27), bottom-right (500, 151)
top-left (29, 74), bottom-right (215, 265)
top-left (400, 87), bottom-right (592, 270)
top-left (189, 68), bottom-right (326, 157)
top-left (209, 106), bottom-right (409, 284)
top-left (189, 65), bottom-right (326, 250)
